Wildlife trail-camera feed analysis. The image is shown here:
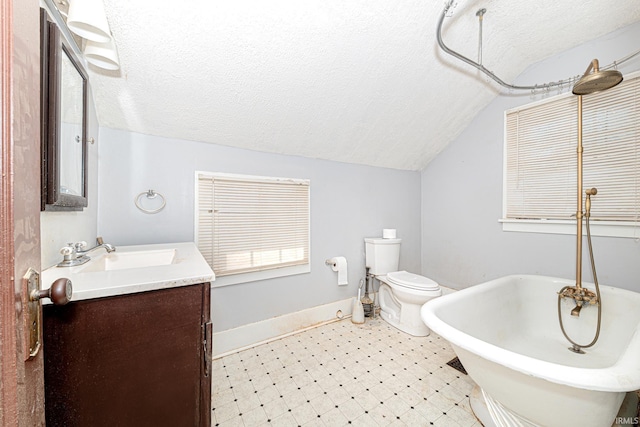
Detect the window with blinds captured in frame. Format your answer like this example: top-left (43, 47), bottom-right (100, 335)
top-left (196, 172), bottom-right (310, 282)
top-left (503, 72), bottom-right (640, 236)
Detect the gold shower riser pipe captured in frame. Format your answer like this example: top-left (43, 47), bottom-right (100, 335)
top-left (576, 95), bottom-right (583, 290)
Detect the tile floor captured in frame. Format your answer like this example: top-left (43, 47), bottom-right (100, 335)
top-left (211, 317), bottom-right (481, 426)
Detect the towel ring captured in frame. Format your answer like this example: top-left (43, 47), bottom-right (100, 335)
top-left (135, 190), bottom-right (166, 214)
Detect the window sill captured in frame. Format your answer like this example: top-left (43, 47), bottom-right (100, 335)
top-left (211, 264), bottom-right (311, 288)
top-left (500, 219), bottom-right (640, 239)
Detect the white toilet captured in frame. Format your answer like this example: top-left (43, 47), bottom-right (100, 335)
top-left (365, 237), bottom-right (441, 336)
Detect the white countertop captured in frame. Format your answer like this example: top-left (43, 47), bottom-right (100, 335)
top-left (41, 242), bottom-right (215, 303)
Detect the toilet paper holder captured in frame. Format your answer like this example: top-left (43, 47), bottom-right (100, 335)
top-left (326, 257), bottom-right (348, 286)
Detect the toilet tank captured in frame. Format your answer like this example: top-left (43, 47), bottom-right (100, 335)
top-left (365, 238), bottom-right (401, 275)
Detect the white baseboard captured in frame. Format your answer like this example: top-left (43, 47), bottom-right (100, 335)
top-left (213, 298), bottom-right (354, 358)
top-left (440, 285), bottom-right (457, 295)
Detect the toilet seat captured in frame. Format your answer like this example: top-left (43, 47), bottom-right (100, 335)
top-left (386, 271), bottom-right (439, 291)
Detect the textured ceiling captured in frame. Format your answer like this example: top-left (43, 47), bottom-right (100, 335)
top-left (89, 0), bottom-right (640, 171)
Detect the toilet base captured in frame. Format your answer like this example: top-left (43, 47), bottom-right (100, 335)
top-left (380, 309), bottom-right (431, 337)
top-left (378, 283), bottom-right (433, 337)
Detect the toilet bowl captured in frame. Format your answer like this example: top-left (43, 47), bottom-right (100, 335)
top-left (364, 237), bottom-right (442, 336)
top-left (378, 271), bottom-right (441, 336)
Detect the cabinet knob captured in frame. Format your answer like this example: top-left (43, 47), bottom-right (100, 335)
top-left (31, 278), bottom-right (72, 305)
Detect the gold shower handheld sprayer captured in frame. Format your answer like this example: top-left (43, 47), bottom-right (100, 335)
top-left (585, 188), bottom-right (597, 221)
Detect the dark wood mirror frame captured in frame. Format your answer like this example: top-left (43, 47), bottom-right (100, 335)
top-left (40, 8), bottom-right (89, 211)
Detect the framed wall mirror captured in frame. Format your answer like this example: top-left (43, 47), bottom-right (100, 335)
top-left (41, 9), bottom-right (89, 211)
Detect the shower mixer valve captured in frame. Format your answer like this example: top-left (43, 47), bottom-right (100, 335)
top-left (559, 286), bottom-right (599, 317)
top-left (559, 286), bottom-right (598, 303)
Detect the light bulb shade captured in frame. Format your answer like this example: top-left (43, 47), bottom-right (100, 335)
top-left (66, 0), bottom-right (111, 43)
top-left (83, 36), bottom-right (120, 70)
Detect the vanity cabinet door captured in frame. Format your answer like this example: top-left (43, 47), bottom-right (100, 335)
top-left (43, 283), bottom-right (211, 427)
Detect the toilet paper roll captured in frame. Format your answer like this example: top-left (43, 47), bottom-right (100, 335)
top-left (383, 229), bottom-right (397, 239)
top-left (328, 256), bottom-right (348, 286)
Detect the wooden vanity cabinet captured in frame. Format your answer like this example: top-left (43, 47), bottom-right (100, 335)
top-left (43, 283), bottom-right (212, 427)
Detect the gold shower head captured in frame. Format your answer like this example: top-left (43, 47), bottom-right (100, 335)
top-left (572, 59), bottom-right (623, 95)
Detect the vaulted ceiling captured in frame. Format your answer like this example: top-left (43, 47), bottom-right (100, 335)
top-left (88, 0), bottom-right (640, 170)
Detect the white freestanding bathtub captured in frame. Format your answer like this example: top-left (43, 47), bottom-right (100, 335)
top-left (421, 275), bottom-right (640, 427)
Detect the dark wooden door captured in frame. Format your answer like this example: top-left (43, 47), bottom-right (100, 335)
top-left (43, 283), bottom-right (211, 427)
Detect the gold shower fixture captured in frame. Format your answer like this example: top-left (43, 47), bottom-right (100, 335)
top-left (572, 59), bottom-right (623, 96)
top-left (557, 58), bottom-right (623, 354)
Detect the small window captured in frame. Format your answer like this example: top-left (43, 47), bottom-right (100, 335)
top-left (196, 172), bottom-right (310, 286)
top-left (502, 72), bottom-right (640, 238)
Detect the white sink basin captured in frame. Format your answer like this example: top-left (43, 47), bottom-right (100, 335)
top-left (42, 242), bottom-right (214, 303)
top-left (79, 249), bottom-right (177, 273)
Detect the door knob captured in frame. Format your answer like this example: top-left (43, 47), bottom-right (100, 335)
top-left (24, 270), bottom-right (74, 360)
top-left (31, 277), bottom-right (72, 305)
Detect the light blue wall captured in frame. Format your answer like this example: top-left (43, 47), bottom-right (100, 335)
top-left (84, 21), bottom-right (640, 332)
top-left (98, 128), bottom-right (421, 330)
top-left (421, 22), bottom-right (640, 291)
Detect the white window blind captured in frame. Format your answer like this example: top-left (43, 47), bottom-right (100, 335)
top-left (196, 172), bottom-right (310, 278)
top-left (505, 73), bottom-right (640, 225)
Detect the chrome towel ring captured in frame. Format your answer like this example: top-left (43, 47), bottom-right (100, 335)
top-left (135, 190), bottom-right (166, 214)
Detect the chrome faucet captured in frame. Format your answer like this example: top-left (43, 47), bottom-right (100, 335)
top-left (57, 237), bottom-right (116, 267)
top-left (75, 237), bottom-right (116, 256)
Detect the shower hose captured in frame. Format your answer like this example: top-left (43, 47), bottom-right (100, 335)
top-left (557, 215), bottom-right (602, 350)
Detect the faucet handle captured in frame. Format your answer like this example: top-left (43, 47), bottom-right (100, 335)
top-left (74, 241), bottom-right (87, 251)
top-left (60, 245), bottom-right (77, 262)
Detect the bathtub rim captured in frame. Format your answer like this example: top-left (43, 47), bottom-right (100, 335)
top-left (420, 274), bottom-right (640, 392)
